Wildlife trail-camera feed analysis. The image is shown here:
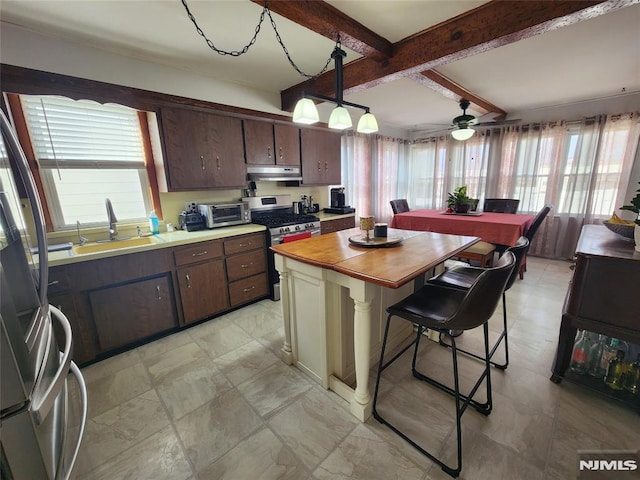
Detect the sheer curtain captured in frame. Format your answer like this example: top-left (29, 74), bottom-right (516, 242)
top-left (342, 133), bottom-right (408, 224)
top-left (342, 112), bottom-right (639, 260)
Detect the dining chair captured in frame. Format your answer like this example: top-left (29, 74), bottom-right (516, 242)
top-left (429, 236), bottom-right (530, 369)
top-left (483, 198), bottom-right (520, 214)
top-left (454, 198), bottom-right (521, 264)
top-left (519, 204), bottom-right (552, 279)
top-left (373, 252), bottom-right (516, 478)
top-left (390, 199), bottom-right (410, 214)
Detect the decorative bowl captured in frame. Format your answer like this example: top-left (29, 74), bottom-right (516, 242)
top-left (603, 221), bottom-right (635, 240)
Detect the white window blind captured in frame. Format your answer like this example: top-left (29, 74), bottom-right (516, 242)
top-left (21, 95), bottom-right (152, 229)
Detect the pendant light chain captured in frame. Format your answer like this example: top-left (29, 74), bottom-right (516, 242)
top-left (181, 0), bottom-right (336, 79)
top-left (181, 0), bottom-right (267, 57)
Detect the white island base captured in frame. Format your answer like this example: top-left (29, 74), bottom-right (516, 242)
top-left (275, 255), bottom-right (415, 421)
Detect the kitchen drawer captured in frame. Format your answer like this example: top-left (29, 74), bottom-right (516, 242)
top-left (228, 273), bottom-right (269, 307)
top-left (321, 216), bottom-right (355, 234)
top-left (223, 233), bottom-right (265, 256)
top-left (173, 240), bottom-right (223, 266)
top-left (226, 249), bottom-right (266, 282)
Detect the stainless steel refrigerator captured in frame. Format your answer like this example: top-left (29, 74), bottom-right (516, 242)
top-left (0, 110), bottom-right (87, 479)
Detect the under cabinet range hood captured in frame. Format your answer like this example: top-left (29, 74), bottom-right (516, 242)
top-left (247, 165), bottom-right (302, 182)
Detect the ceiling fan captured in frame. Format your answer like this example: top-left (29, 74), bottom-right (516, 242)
top-left (450, 99), bottom-right (520, 140)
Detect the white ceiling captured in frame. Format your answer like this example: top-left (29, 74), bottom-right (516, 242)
top-left (1, 0), bottom-right (639, 133)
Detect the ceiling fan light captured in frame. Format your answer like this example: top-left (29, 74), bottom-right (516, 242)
top-left (293, 98), bottom-right (319, 125)
top-left (356, 112), bottom-right (379, 134)
top-left (451, 127), bottom-right (475, 141)
top-left (328, 106), bottom-right (352, 130)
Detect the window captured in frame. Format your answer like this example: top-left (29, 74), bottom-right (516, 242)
top-left (20, 95), bottom-right (152, 229)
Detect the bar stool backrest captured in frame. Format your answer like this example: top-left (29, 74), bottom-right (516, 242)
top-left (444, 251), bottom-right (515, 331)
top-left (504, 236), bottom-right (529, 292)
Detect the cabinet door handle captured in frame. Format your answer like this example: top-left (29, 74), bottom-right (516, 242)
top-left (325, 161), bottom-right (328, 171)
top-left (241, 262), bottom-right (253, 268)
top-left (243, 285), bottom-right (255, 293)
top-left (267, 146), bottom-right (271, 159)
top-left (185, 274), bottom-right (191, 289)
top-left (317, 161), bottom-right (321, 172)
top-left (239, 242), bottom-right (250, 247)
top-left (216, 156), bottom-right (221, 169)
top-left (279, 147), bottom-right (283, 160)
top-left (48, 280), bottom-right (60, 286)
top-left (156, 285), bottom-right (162, 300)
top-left (192, 250), bottom-right (208, 257)
top-left (200, 155), bottom-right (205, 170)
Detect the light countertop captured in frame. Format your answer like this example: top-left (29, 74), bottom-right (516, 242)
top-left (46, 224), bottom-right (266, 267)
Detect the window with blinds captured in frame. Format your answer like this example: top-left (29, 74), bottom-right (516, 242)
top-left (20, 95), bottom-right (152, 229)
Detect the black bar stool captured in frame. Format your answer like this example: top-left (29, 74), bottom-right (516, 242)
top-left (372, 252), bottom-right (515, 478)
top-left (429, 236), bottom-right (530, 369)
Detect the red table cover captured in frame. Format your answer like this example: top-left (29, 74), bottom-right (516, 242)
top-left (391, 209), bottom-right (534, 246)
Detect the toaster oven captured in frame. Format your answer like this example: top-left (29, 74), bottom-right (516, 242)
top-left (198, 202), bottom-right (251, 228)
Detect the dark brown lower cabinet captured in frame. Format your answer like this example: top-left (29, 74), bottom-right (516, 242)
top-left (176, 259), bottom-right (229, 324)
top-left (49, 292), bottom-right (95, 365)
top-left (90, 275), bottom-right (177, 351)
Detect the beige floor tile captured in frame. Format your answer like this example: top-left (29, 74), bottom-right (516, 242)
top-left (428, 426), bottom-right (545, 480)
top-left (213, 339), bottom-right (281, 386)
top-left (75, 389), bottom-right (171, 475)
top-left (191, 321), bottom-right (254, 358)
top-left (174, 388), bottom-right (263, 471)
top-left (231, 300), bottom-right (283, 338)
top-left (155, 357), bottom-right (233, 420)
top-left (84, 362), bottom-right (152, 418)
top-left (237, 362), bottom-right (313, 417)
top-left (268, 387), bottom-right (358, 470)
top-left (313, 424), bottom-right (423, 480)
top-left (197, 427), bottom-right (307, 480)
top-left (143, 341), bottom-right (209, 384)
top-left (77, 425), bottom-right (192, 480)
top-left (81, 349), bottom-right (141, 384)
top-left (136, 329), bottom-right (195, 360)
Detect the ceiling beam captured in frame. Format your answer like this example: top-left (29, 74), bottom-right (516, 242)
top-left (280, 0), bottom-right (633, 112)
top-left (410, 70), bottom-right (507, 118)
top-left (250, 0), bottom-right (393, 61)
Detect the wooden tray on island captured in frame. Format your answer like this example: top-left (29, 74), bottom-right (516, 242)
top-left (348, 234), bottom-right (403, 248)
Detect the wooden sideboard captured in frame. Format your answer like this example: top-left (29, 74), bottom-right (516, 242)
top-left (551, 225), bottom-right (640, 407)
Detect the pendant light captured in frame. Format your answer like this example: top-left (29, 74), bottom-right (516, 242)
top-left (292, 44), bottom-right (378, 134)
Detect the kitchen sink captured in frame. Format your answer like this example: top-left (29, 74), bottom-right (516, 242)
top-left (72, 236), bottom-right (161, 255)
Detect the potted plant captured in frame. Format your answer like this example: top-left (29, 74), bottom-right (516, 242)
top-left (620, 182), bottom-right (640, 251)
top-left (447, 186), bottom-right (472, 213)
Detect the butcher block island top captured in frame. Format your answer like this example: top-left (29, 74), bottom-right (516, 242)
top-left (270, 227), bottom-right (480, 289)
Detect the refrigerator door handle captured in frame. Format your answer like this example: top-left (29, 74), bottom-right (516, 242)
top-left (31, 305), bottom-right (72, 424)
top-left (55, 361), bottom-right (87, 480)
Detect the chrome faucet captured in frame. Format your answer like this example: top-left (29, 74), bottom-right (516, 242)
top-left (76, 220), bottom-right (88, 246)
top-left (105, 198), bottom-right (118, 241)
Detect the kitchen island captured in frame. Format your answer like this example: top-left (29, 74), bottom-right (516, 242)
top-left (271, 227), bottom-right (478, 421)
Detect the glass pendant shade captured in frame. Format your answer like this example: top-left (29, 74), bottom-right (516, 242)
top-left (328, 106), bottom-right (352, 130)
top-left (293, 98), bottom-right (319, 125)
top-left (356, 112), bottom-right (379, 134)
top-left (451, 127), bottom-right (475, 141)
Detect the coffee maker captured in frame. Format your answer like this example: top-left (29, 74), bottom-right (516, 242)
top-left (324, 185), bottom-right (355, 214)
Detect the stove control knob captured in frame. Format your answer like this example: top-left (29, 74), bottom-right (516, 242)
top-left (279, 227), bottom-right (285, 234)
top-left (285, 227), bottom-right (290, 233)
top-left (295, 225), bottom-right (301, 231)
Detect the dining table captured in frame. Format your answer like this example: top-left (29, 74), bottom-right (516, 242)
top-left (391, 208), bottom-right (535, 246)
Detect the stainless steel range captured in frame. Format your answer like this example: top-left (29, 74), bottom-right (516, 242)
top-left (243, 195), bottom-right (320, 300)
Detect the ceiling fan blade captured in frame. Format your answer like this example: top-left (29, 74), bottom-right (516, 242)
top-left (475, 118), bottom-right (521, 127)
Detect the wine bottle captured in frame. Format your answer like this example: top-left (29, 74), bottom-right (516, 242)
top-left (604, 350), bottom-right (627, 390)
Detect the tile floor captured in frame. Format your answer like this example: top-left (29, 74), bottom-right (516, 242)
top-left (72, 257), bottom-right (640, 480)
